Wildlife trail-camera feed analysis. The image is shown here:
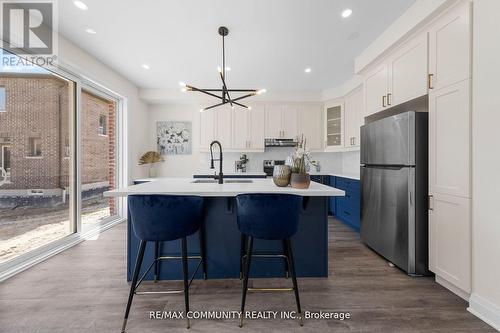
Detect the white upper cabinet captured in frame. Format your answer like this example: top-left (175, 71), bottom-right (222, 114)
top-left (282, 105), bottom-right (299, 139)
top-left (265, 104), bottom-right (299, 139)
top-left (231, 104), bottom-right (265, 151)
top-left (364, 64), bottom-right (389, 116)
top-left (199, 109), bottom-right (215, 150)
top-left (388, 33), bottom-right (428, 106)
top-left (232, 107), bottom-right (250, 150)
top-left (344, 86), bottom-right (363, 149)
top-left (298, 104), bottom-right (323, 151)
top-left (323, 99), bottom-right (344, 151)
top-left (265, 104), bottom-right (283, 138)
top-left (429, 79), bottom-right (471, 198)
top-left (428, 1), bottom-right (471, 91)
top-left (248, 104), bottom-right (265, 150)
top-left (215, 106), bottom-right (233, 149)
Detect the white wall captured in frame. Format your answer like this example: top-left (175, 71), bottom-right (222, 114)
top-left (147, 103), bottom-right (358, 178)
top-left (57, 37), bottom-right (149, 183)
top-left (468, 0), bottom-right (500, 329)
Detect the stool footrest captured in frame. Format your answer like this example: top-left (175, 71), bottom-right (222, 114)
top-left (248, 287), bottom-right (293, 292)
top-left (135, 290), bottom-right (184, 295)
top-left (133, 256), bottom-right (203, 292)
top-left (158, 255), bottom-right (202, 260)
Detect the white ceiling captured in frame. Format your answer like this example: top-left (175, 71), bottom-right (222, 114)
top-left (59, 0), bottom-right (415, 92)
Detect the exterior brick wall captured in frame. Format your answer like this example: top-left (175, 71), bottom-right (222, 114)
top-left (0, 74), bottom-right (116, 193)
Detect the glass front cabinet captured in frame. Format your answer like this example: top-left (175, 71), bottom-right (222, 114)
top-left (324, 99), bottom-right (344, 151)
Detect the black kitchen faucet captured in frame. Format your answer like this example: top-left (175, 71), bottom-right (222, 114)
top-left (209, 140), bottom-right (224, 184)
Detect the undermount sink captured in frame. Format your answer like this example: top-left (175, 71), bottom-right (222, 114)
top-left (191, 179), bottom-right (253, 184)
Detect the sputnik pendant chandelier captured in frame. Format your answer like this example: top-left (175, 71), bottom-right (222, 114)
top-left (179, 26), bottom-right (266, 112)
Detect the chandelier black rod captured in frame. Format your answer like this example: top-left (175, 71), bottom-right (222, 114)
top-left (181, 26), bottom-right (265, 111)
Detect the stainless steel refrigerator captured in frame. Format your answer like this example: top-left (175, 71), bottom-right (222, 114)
top-left (360, 111), bottom-right (430, 276)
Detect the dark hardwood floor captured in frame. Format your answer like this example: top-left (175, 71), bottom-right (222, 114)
top-left (0, 219), bottom-right (494, 332)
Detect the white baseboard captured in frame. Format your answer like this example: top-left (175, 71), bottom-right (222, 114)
top-left (468, 293), bottom-right (500, 332)
top-left (435, 275), bottom-right (470, 301)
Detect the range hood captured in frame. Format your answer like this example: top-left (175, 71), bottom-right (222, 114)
top-left (264, 138), bottom-right (298, 147)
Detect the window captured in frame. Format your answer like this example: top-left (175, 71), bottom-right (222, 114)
top-left (98, 115), bottom-right (107, 135)
top-left (0, 87), bottom-right (5, 111)
top-left (28, 137), bottom-right (42, 157)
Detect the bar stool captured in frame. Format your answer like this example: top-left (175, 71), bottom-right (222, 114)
top-left (235, 193), bottom-right (303, 327)
top-left (121, 195), bottom-right (205, 332)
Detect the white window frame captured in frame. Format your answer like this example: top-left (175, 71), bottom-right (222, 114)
top-left (0, 55), bottom-right (127, 282)
top-left (98, 114), bottom-right (107, 136)
top-left (27, 137), bottom-right (42, 157)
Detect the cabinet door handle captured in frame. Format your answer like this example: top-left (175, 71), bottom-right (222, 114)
top-left (428, 195), bottom-right (434, 211)
top-left (428, 74), bottom-right (434, 89)
top-left (382, 95), bottom-right (387, 107)
top-left (387, 93), bottom-right (392, 106)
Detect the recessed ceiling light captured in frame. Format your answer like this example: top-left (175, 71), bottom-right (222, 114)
top-left (85, 28), bottom-right (96, 34)
top-left (342, 8), bottom-right (352, 18)
top-left (304, 68), bottom-right (312, 73)
top-left (141, 64), bottom-right (150, 70)
top-left (73, 1), bottom-right (88, 10)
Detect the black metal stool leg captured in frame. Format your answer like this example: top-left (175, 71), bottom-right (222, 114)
top-left (240, 236), bottom-right (253, 327)
top-left (283, 239), bottom-right (290, 279)
top-left (286, 238), bottom-right (303, 326)
top-left (122, 240), bottom-right (147, 333)
top-left (239, 234), bottom-right (247, 279)
top-left (154, 241), bottom-right (159, 283)
top-left (181, 237), bottom-right (190, 329)
top-left (199, 223), bottom-right (207, 280)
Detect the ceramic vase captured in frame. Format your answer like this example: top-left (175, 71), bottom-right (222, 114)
top-left (290, 173), bottom-right (311, 189)
top-left (273, 165), bottom-right (291, 187)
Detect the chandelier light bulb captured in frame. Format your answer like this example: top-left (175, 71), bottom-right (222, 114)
top-left (217, 66), bottom-right (222, 73)
top-left (256, 89), bottom-right (267, 95)
top-left (181, 88), bottom-right (187, 92)
top-left (199, 108), bottom-right (205, 113)
top-left (247, 106), bottom-right (252, 110)
top-left (179, 81), bottom-right (186, 87)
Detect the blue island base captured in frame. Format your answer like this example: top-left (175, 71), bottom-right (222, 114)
top-left (127, 196), bottom-right (329, 281)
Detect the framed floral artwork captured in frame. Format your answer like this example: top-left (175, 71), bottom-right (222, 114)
top-left (157, 121), bottom-right (192, 155)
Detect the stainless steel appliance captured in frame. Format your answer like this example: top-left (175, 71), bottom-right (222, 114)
top-left (360, 111), bottom-right (429, 276)
top-left (263, 160), bottom-right (285, 176)
top-left (264, 138), bottom-right (298, 147)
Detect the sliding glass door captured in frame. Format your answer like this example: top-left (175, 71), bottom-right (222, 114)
top-left (0, 51), bottom-right (76, 264)
top-left (0, 51), bottom-right (123, 271)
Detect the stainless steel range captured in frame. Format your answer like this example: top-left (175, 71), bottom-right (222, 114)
top-left (263, 160), bottom-right (285, 176)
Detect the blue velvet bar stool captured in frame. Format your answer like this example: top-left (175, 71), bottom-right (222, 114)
top-left (121, 195), bottom-right (204, 332)
top-left (236, 194), bottom-right (304, 327)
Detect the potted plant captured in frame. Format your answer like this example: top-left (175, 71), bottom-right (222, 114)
top-left (139, 151), bottom-right (164, 178)
top-left (288, 135), bottom-right (317, 189)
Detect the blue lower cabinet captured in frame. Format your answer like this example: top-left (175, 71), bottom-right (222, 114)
top-left (333, 176), bottom-right (360, 232)
top-left (329, 176), bottom-right (337, 216)
top-left (311, 175), bottom-right (334, 215)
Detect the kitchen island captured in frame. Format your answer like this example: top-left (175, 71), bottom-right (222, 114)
top-left (105, 178), bottom-right (344, 281)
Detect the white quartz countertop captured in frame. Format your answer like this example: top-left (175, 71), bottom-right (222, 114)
top-left (105, 178), bottom-right (345, 197)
